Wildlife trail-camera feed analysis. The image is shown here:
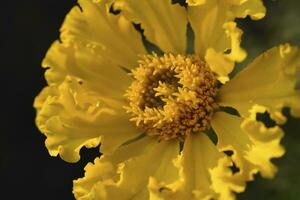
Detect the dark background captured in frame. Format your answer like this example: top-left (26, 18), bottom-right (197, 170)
top-left (0, 0), bottom-right (299, 199)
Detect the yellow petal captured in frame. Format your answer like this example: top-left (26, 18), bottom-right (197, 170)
top-left (180, 134), bottom-right (222, 199)
top-left (73, 137), bottom-right (179, 200)
top-left (114, 0), bottom-right (188, 53)
top-left (188, 1), bottom-right (248, 82)
top-left (187, 0), bottom-right (265, 11)
top-left (204, 48), bottom-right (234, 84)
top-left (148, 133), bottom-right (232, 200)
top-left (188, 0), bottom-right (231, 57)
top-left (186, 0), bottom-right (206, 6)
top-left (231, 0), bottom-right (266, 20)
top-left (34, 76), bottom-right (140, 163)
top-left (43, 41), bottom-right (133, 99)
top-left (73, 137), bottom-right (153, 199)
top-left (218, 44), bottom-right (300, 122)
top-left (211, 111), bottom-right (285, 197)
top-left (223, 22), bottom-right (247, 63)
top-left (60, 0), bottom-right (146, 69)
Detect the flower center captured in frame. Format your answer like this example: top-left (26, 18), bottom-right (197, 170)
top-left (125, 53), bottom-right (219, 140)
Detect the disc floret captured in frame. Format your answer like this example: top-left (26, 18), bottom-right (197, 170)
top-left (125, 53), bottom-right (218, 140)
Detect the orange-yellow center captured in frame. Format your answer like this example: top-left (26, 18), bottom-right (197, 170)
top-left (125, 53), bottom-right (218, 140)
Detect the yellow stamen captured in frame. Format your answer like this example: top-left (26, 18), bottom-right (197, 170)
top-left (125, 53), bottom-right (218, 140)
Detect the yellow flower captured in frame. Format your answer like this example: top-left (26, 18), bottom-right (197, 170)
top-left (33, 0), bottom-right (300, 199)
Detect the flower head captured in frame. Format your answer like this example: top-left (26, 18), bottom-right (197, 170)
top-left (34, 0), bottom-right (300, 199)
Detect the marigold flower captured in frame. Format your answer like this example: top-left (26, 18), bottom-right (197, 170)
top-left (34, 0), bottom-right (300, 199)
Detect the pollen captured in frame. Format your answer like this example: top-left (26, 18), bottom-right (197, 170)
top-left (125, 53), bottom-right (219, 140)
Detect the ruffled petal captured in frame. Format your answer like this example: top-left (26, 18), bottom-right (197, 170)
top-left (211, 111), bottom-right (285, 197)
top-left (73, 137), bottom-right (153, 200)
top-left (187, 0), bottom-right (265, 82)
top-left (186, 0), bottom-right (206, 6)
top-left (114, 0), bottom-right (188, 53)
top-left (73, 137), bottom-right (179, 200)
top-left (60, 0), bottom-right (146, 69)
top-left (187, 0), bottom-right (266, 20)
top-left (178, 134), bottom-right (224, 199)
top-left (34, 76), bottom-right (140, 163)
top-left (231, 0), bottom-right (266, 20)
top-left (42, 41), bottom-right (133, 99)
top-left (218, 44), bottom-right (300, 123)
top-left (148, 134), bottom-right (232, 200)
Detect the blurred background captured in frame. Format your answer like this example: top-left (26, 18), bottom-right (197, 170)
top-left (0, 0), bottom-right (299, 199)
